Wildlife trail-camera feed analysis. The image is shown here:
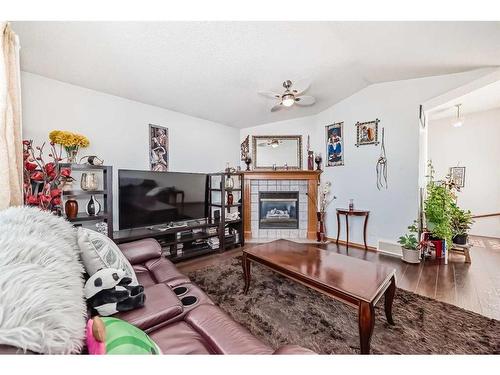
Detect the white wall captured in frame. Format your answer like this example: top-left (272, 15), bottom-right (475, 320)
top-left (241, 69), bottom-right (492, 248)
top-left (429, 108), bottom-right (500, 238)
top-left (21, 72), bottom-right (240, 229)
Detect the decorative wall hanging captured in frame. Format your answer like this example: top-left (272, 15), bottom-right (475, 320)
top-left (355, 119), bottom-right (379, 147)
top-left (240, 135), bottom-right (250, 161)
top-left (149, 124), bottom-right (169, 172)
top-left (449, 166), bottom-right (465, 188)
top-left (325, 122), bottom-right (344, 167)
top-left (376, 127), bottom-right (388, 190)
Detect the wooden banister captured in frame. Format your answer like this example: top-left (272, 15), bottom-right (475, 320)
top-left (472, 212), bottom-right (500, 219)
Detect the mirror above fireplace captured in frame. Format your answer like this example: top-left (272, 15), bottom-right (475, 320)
top-left (252, 135), bottom-right (302, 170)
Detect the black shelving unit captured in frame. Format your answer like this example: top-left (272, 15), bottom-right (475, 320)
top-left (60, 163), bottom-right (113, 238)
top-left (207, 172), bottom-right (245, 250)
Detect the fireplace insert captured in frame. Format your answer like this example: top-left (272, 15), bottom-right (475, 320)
top-left (259, 191), bottom-right (299, 229)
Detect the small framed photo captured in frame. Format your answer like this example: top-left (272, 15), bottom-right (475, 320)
top-left (355, 119), bottom-right (380, 147)
top-left (149, 124), bottom-right (169, 172)
top-left (325, 122), bottom-right (344, 167)
top-left (450, 166), bottom-right (466, 188)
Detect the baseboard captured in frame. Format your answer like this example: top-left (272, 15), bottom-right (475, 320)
top-left (325, 237), bottom-right (377, 252)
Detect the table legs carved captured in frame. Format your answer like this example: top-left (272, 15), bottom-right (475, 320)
top-left (363, 213), bottom-right (369, 250)
top-left (358, 301), bottom-right (375, 354)
top-left (336, 212), bottom-right (340, 244)
top-left (336, 211), bottom-right (369, 250)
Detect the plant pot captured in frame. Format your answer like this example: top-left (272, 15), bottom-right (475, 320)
top-left (401, 247), bottom-right (420, 264)
top-left (453, 234), bottom-right (468, 245)
top-left (429, 238), bottom-right (444, 258)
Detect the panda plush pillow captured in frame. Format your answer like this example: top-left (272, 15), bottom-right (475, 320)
top-left (78, 228), bottom-right (138, 285)
top-left (85, 268), bottom-right (145, 316)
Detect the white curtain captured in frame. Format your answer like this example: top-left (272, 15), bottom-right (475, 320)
top-left (0, 22), bottom-right (22, 209)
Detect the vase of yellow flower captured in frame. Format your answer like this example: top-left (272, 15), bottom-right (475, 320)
top-left (49, 130), bottom-right (90, 163)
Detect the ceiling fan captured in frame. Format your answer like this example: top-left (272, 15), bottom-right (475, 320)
top-left (258, 80), bottom-right (316, 112)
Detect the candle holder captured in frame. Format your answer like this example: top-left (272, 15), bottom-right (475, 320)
top-left (314, 154), bottom-right (322, 171)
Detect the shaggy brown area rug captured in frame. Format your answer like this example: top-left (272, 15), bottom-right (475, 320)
top-left (188, 258), bottom-right (500, 354)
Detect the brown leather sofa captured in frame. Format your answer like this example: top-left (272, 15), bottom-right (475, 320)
top-left (115, 238), bottom-right (314, 354)
top-left (0, 238), bottom-right (314, 355)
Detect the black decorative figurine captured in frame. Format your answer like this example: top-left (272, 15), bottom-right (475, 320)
top-left (314, 154), bottom-right (322, 171)
top-left (244, 156), bottom-right (252, 171)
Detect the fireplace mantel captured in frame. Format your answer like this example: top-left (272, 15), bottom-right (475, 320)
top-left (243, 170), bottom-right (321, 240)
top-left (242, 170), bottom-right (321, 180)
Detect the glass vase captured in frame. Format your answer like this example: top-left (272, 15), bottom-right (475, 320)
top-left (65, 147), bottom-right (79, 163)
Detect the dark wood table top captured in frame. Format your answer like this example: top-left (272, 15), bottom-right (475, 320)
top-left (336, 208), bottom-right (370, 215)
top-left (243, 240), bottom-right (395, 303)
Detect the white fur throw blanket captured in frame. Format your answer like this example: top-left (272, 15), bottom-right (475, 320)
top-left (0, 206), bottom-right (87, 354)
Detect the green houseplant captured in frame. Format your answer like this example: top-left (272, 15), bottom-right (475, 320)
top-left (398, 221), bottom-right (420, 263)
top-left (450, 203), bottom-right (474, 245)
top-left (424, 162), bottom-right (454, 250)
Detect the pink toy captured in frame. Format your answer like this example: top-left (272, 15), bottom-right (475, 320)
top-left (86, 317), bottom-right (106, 355)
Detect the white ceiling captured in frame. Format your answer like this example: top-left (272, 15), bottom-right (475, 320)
top-left (12, 21), bottom-right (500, 128)
top-left (428, 79), bottom-right (500, 120)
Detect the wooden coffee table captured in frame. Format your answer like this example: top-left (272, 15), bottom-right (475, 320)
top-left (242, 240), bottom-right (396, 354)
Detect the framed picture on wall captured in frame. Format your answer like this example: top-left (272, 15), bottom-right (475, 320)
top-left (149, 124), bottom-right (169, 172)
top-left (450, 166), bottom-right (466, 188)
top-left (355, 119), bottom-right (380, 146)
top-left (325, 122), bottom-right (344, 167)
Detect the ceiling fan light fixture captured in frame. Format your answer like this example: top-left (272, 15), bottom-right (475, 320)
top-left (281, 93), bottom-right (295, 107)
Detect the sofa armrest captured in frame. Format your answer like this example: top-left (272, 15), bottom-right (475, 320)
top-left (117, 238), bottom-right (162, 265)
top-left (273, 345), bottom-right (316, 355)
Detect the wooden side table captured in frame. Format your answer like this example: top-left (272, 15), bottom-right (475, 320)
top-left (336, 208), bottom-right (370, 250)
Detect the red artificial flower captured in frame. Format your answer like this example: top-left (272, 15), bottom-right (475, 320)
top-left (48, 171), bottom-right (57, 180)
top-left (45, 162), bottom-right (55, 174)
top-left (51, 197), bottom-right (62, 206)
top-left (60, 168), bottom-right (71, 178)
top-left (26, 195), bottom-right (39, 205)
top-left (31, 171), bottom-right (44, 181)
top-left (39, 194), bottom-right (52, 204)
top-left (22, 140), bottom-right (31, 146)
top-left (25, 162), bottom-right (37, 171)
top-left (50, 188), bottom-right (61, 198)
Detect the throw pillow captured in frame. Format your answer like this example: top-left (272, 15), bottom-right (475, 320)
top-left (77, 228), bottom-right (138, 285)
top-left (86, 317), bottom-right (161, 355)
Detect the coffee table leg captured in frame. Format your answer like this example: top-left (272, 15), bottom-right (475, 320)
top-left (384, 275), bottom-right (396, 325)
top-left (358, 301), bottom-right (375, 354)
top-left (242, 253), bottom-right (251, 294)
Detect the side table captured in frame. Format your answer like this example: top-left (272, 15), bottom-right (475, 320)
top-left (336, 208), bottom-right (370, 250)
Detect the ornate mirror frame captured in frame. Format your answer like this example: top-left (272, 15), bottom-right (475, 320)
top-left (251, 135), bottom-right (303, 170)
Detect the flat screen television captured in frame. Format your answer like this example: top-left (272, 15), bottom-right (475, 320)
top-left (118, 169), bottom-right (208, 230)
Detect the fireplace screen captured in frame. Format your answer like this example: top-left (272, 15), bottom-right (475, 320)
top-left (259, 191), bottom-right (299, 229)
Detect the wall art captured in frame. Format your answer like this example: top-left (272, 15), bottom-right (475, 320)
top-left (355, 119), bottom-right (380, 146)
top-left (450, 166), bottom-right (465, 188)
top-left (325, 122), bottom-right (344, 167)
top-left (149, 124), bottom-right (169, 172)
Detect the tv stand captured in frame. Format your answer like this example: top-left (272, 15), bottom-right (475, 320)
top-left (113, 218), bottom-right (235, 263)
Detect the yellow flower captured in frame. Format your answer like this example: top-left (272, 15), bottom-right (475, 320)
top-left (48, 130), bottom-right (90, 148)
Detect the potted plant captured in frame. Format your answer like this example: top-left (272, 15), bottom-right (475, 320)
top-left (450, 203), bottom-right (474, 245)
top-left (423, 161), bottom-right (454, 257)
top-left (398, 222), bottom-right (420, 263)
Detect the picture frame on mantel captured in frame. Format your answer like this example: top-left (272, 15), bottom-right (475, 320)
top-left (149, 124), bottom-right (169, 172)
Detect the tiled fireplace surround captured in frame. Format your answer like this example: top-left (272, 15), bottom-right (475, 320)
top-left (250, 180), bottom-right (308, 239)
top-left (243, 170), bottom-right (321, 241)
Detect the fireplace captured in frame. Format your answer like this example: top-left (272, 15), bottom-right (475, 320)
top-left (259, 191), bottom-right (299, 229)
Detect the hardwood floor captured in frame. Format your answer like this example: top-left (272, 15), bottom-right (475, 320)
top-left (177, 236), bottom-right (500, 320)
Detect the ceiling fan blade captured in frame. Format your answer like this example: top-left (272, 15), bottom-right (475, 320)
top-left (295, 95), bottom-right (316, 106)
top-left (291, 79), bottom-right (310, 95)
top-left (271, 103), bottom-right (284, 112)
top-left (258, 91), bottom-right (281, 99)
